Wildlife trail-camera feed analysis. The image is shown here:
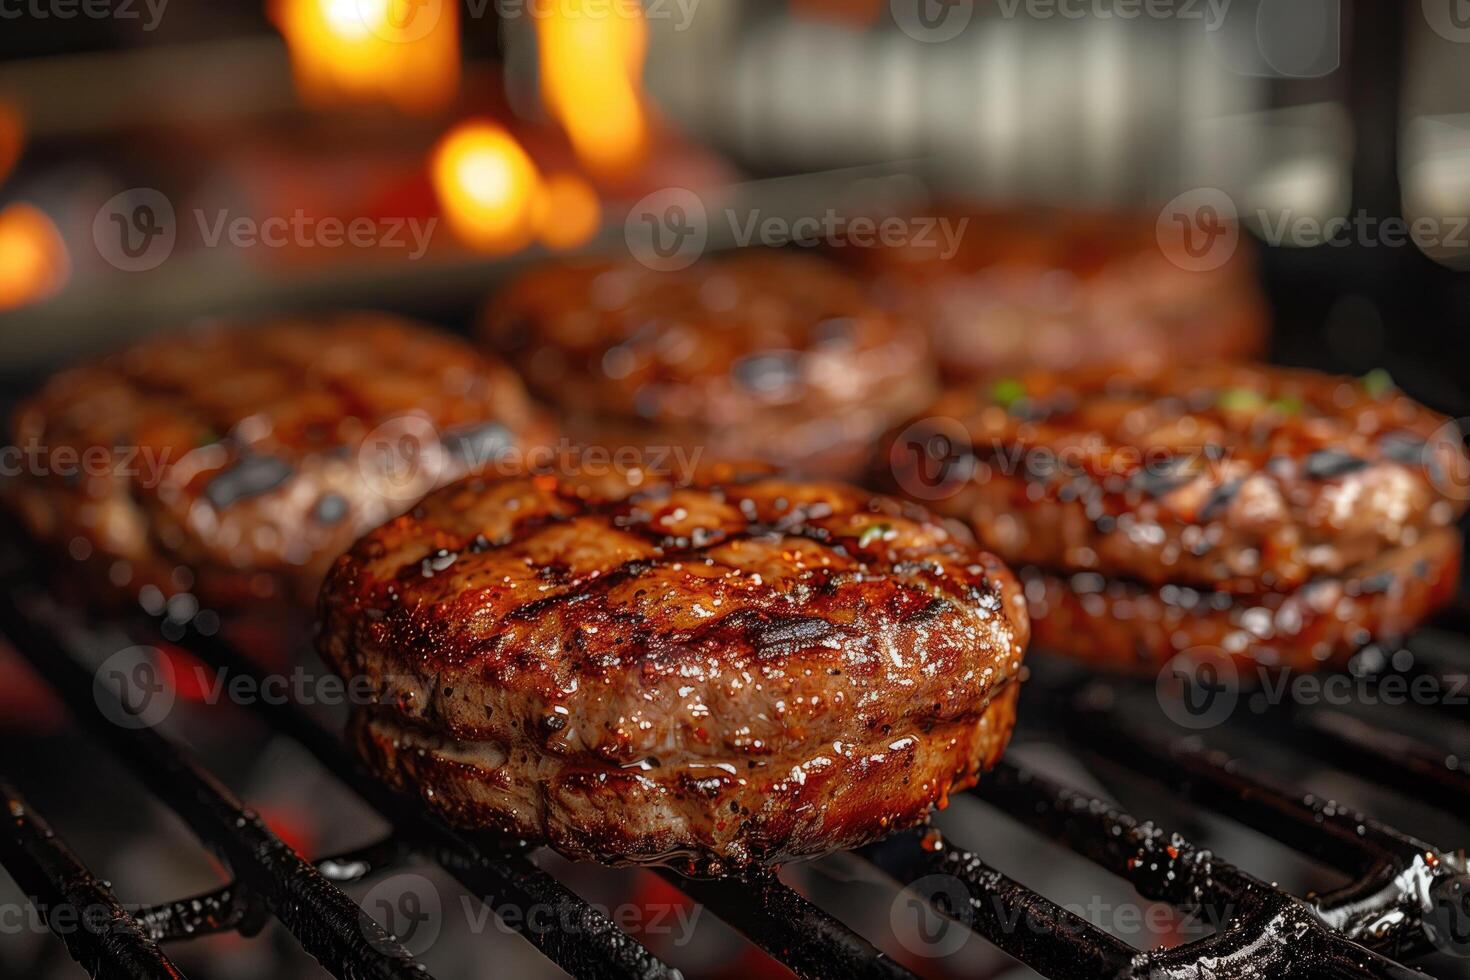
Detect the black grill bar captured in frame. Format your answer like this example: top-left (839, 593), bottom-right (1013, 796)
top-left (134, 882), bottom-right (264, 945)
top-left (1293, 709), bottom-right (1470, 815)
top-left (0, 590), bottom-right (433, 980)
top-left (164, 612), bottom-right (958, 980)
top-left (137, 615), bottom-right (679, 980)
top-left (1056, 692), bottom-right (1466, 960)
top-left (972, 762), bottom-right (1437, 980)
top-left (132, 839), bottom-right (406, 943)
top-left (659, 869), bottom-right (917, 980)
top-left (1, 532), bottom-right (1463, 980)
top-left (145, 611), bottom-right (938, 980)
top-left (859, 828), bottom-right (1138, 979)
top-left (0, 778), bottom-right (185, 980)
top-left (1061, 693), bottom-right (1433, 876)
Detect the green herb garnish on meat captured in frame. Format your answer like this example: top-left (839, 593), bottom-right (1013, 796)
top-left (989, 377), bottom-right (1026, 409)
top-left (1362, 368), bottom-right (1394, 399)
top-left (1268, 395), bottom-right (1303, 415)
top-left (857, 523), bottom-right (892, 548)
top-left (1216, 388), bottom-right (1266, 412)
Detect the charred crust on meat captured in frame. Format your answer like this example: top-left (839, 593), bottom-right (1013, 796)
top-left (887, 362), bottom-right (1470, 596)
top-left (5, 314), bottom-right (554, 611)
top-left (319, 467), bottom-right (1029, 871)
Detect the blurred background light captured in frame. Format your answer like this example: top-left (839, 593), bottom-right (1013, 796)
top-left (0, 203), bottom-right (69, 311)
top-left (431, 120), bottom-right (542, 253)
top-left (269, 0), bottom-right (460, 112)
top-left (535, 0), bottom-right (651, 177)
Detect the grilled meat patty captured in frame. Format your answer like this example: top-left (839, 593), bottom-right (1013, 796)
top-left (850, 208), bottom-right (1266, 382)
top-left (5, 314), bottom-right (552, 612)
top-left (481, 251), bottom-right (936, 480)
top-left (318, 466), bottom-right (1029, 872)
top-left (886, 363), bottom-right (1469, 595)
top-left (1021, 527), bottom-right (1461, 673)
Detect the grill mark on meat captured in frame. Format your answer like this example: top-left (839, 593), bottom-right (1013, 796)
top-left (387, 523), bottom-right (994, 674)
top-left (394, 544), bottom-right (969, 676)
top-left (203, 454), bottom-right (295, 508)
top-left (386, 485), bottom-right (988, 639)
top-left (1303, 449), bottom-right (1368, 480)
top-left (1198, 478), bottom-right (1243, 521)
top-left (319, 469), bottom-right (1028, 870)
top-left (8, 315), bottom-right (552, 611)
top-left (897, 362), bottom-right (1470, 597)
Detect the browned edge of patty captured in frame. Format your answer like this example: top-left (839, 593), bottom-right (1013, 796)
top-left (1021, 527), bottom-right (1461, 676)
top-left (317, 465), bottom-right (1029, 872)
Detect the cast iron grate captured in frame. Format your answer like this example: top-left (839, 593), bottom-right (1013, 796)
top-left (0, 547), bottom-right (1466, 980)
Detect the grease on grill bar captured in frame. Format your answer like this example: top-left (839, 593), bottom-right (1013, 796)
top-left (0, 779), bottom-right (183, 980)
top-left (1, 555), bottom-right (1466, 980)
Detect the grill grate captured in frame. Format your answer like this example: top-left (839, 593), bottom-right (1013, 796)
top-left (0, 549), bottom-right (1466, 980)
top-left (0, 779), bottom-right (182, 980)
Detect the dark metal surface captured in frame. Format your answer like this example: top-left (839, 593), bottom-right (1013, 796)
top-left (0, 779), bottom-right (184, 980)
top-left (137, 615), bottom-right (679, 980)
top-left (660, 868), bottom-right (917, 980)
top-left (0, 544), bottom-right (1465, 979)
top-left (1055, 688), bottom-right (1468, 961)
top-left (861, 827), bottom-right (1139, 978)
top-left (0, 587), bottom-right (434, 980)
top-left (974, 762), bottom-right (1437, 980)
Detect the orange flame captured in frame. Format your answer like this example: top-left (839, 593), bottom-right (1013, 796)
top-left (0, 204), bottom-right (68, 311)
top-left (431, 121), bottom-right (543, 253)
top-left (269, 0), bottom-right (459, 112)
top-left (536, 0), bottom-right (649, 177)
